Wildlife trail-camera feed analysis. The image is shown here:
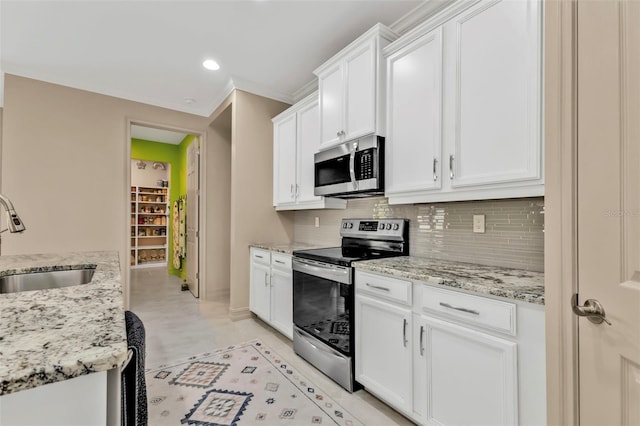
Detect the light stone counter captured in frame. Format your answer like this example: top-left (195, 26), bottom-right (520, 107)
top-left (354, 256), bottom-right (544, 305)
top-left (0, 251), bottom-right (127, 396)
top-left (249, 242), bottom-right (326, 255)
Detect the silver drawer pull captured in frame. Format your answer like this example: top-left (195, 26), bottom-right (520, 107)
top-left (275, 260), bottom-right (285, 264)
top-left (366, 283), bottom-right (390, 292)
top-left (255, 255), bottom-right (264, 259)
top-left (439, 302), bottom-right (480, 315)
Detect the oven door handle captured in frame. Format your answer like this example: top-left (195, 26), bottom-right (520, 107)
top-left (349, 141), bottom-right (358, 190)
top-left (293, 258), bottom-right (351, 284)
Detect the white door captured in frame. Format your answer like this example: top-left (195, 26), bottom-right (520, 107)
top-left (385, 27), bottom-right (443, 195)
top-left (269, 267), bottom-right (293, 339)
top-left (415, 315), bottom-right (518, 426)
top-left (249, 261), bottom-right (271, 321)
top-left (446, 0), bottom-right (542, 188)
top-left (273, 114), bottom-right (297, 206)
top-left (318, 63), bottom-right (344, 150)
top-left (344, 41), bottom-right (376, 141)
top-left (296, 99), bottom-right (322, 204)
top-left (355, 294), bottom-right (412, 414)
top-left (186, 139), bottom-right (199, 298)
top-left (576, 1), bottom-right (640, 424)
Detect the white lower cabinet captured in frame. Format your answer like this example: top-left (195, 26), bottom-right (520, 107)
top-left (413, 315), bottom-right (518, 426)
top-left (355, 294), bottom-right (413, 414)
top-left (249, 248), bottom-right (293, 339)
top-left (355, 269), bottom-right (545, 425)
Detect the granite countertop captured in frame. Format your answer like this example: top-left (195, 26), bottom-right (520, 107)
top-left (354, 256), bottom-right (545, 305)
top-left (0, 251), bottom-right (128, 396)
top-left (250, 242), bottom-right (325, 255)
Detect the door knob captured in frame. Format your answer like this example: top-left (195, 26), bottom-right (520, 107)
top-left (571, 294), bottom-right (611, 325)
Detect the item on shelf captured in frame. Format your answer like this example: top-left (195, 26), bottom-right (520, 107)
top-left (156, 196), bottom-right (162, 202)
top-left (139, 230), bottom-right (145, 236)
top-left (146, 228), bottom-right (152, 236)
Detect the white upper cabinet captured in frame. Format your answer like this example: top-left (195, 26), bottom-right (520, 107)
top-left (272, 92), bottom-right (346, 211)
top-left (384, 0), bottom-right (543, 204)
top-left (315, 24), bottom-right (398, 151)
top-left (386, 27), bottom-right (443, 195)
top-left (448, 0), bottom-right (542, 189)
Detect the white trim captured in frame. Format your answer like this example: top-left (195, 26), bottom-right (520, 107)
top-left (389, 0), bottom-right (459, 35)
top-left (292, 79), bottom-right (319, 103)
top-left (0, 71), bottom-right (4, 108)
top-left (230, 76), bottom-right (294, 105)
top-left (125, 119), bottom-right (207, 306)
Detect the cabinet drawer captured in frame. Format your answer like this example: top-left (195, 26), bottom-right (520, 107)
top-left (271, 253), bottom-right (292, 271)
top-left (418, 285), bottom-right (516, 336)
top-left (356, 270), bottom-right (412, 306)
top-left (251, 248), bottom-right (270, 265)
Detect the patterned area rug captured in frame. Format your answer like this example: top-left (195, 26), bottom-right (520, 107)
top-left (145, 339), bottom-right (364, 426)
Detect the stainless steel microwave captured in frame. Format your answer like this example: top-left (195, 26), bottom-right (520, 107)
top-left (314, 135), bottom-right (384, 198)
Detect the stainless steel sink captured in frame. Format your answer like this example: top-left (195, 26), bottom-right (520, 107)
top-left (0, 268), bottom-right (96, 293)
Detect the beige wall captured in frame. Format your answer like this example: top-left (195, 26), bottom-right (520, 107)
top-left (205, 101), bottom-right (232, 299)
top-left (0, 74), bottom-right (209, 287)
top-left (228, 90), bottom-right (293, 318)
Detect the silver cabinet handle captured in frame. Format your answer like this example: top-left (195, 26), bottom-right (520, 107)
top-left (439, 302), bottom-right (479, 315)
top-left (449, 155), bottom-right (454, 179)
top-left (572, 294), bottom-right (612, 325)
top-left (255, 255), bottom-right (264, 259)
top-left (420, 325), bottom-right (425, 356)
top-left (264, 273), bottom-right (269, 286)
top-left (290, 184), bottom-right (294, 199)
top-left (403, 318), bottom-right (408, 347)
top-left (365, 283), bottom-right (390, 292)
top-left (337, 131), bottom-right (341, 137)
top-left (275, 260), bottom-right (285, 265)
top-left (433, 158), bottom-right (438, 181)
top-left (295, 184), bottom-right (299, 199)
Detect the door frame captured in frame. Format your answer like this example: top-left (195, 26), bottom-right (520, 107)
top-left (544, 0), bottom-right (579, 424)
top-left (124, 119), bottom-right (207, 307)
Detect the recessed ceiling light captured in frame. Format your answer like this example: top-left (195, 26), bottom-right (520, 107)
top-left (203, 59), bottom-right (220, 71)
top-left (184, 97), bottom-right (197, 105)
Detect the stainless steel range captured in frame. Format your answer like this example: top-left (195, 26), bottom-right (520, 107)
top-left (292, 218), bottom-right (409, 392)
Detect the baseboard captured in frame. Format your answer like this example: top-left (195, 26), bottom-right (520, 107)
top-left (228, 306), bottom-right (252, 321)
top-left (210, 288), bottom-right (230, 299)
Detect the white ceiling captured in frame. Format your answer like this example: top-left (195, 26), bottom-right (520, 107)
top-left (0, 0), bottom-right (427, 117)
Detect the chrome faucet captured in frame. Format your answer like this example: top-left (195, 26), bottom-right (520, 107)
top-left (0, 193), bottom-right (25, 233)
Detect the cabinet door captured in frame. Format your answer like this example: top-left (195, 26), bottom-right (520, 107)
top-left (296, 99), bottom-right (322, 204)
top-left (344, 40), bottom-right (376, 141)
top-left (273, 114), bottom-right (297, 206)
top-left (249, 261), bottom-right (271, 321)
top-left (447, 0), bottom-right (542, 188)
top-left (386, 28), bottom-right (443, 196)
top-left (318, 63), bottom-right (344, 150)
top-left (415, 315), bottom-right (518, 426)
top-left (270, 267), bottom-right (293, 339)
top-left (355, 294), bottom-right (412, 414)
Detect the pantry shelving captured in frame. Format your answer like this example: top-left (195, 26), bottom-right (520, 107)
top-left (130, 185), bottom-right (169, 267)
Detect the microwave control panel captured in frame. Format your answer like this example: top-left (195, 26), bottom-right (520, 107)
top-left (357, 149), bottom-right (375, 180)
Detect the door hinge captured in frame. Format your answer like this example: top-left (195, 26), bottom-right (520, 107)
top-left (196, 272), bottom-right (199, 280)
top-left (196, 231), bottom-right (199, 238)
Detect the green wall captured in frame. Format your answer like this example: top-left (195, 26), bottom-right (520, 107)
top-left (132, 138), bottom-right (183, 277)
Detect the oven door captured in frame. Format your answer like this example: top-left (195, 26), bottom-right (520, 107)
top-left (292, 257), bottom-right (352, 355)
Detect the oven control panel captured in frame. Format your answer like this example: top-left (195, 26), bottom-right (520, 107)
top-left (340, 218), bottom-right (407, 240)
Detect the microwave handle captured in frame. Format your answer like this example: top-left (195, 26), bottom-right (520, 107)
top-left (349, 142), bottom-right (359, 190)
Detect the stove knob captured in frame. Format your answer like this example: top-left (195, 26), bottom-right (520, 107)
top-left (342, 222), bottom-right (348, 229)
top-left (347, 222), bottom-right (353, 229)
top-left (385, 223), bottom-right (392, 230)
top-left (393, 223), bottom-right (400, 231)
top-left (378, 223), bottom-right (385, 230)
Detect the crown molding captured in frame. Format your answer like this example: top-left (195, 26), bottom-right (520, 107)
top-left (390, 0), bottom-right (458, 35)
top-left (292, 79), bottom-right (318, 103)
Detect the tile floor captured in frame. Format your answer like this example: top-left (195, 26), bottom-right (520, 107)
top-left (129, 267), bottom-right (414, 426)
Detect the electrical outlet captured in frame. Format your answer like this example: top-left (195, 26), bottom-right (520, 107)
top-left (315, 217), bottom-right (320, 228)
top-left (473, 215), bottom-right (485, 233)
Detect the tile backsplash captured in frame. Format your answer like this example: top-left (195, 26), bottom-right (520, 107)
top-left (294, 197), bottom-right (544, 272)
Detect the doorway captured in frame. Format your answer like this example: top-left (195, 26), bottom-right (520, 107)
top-left (127, 123), bottom-right (202, 299)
